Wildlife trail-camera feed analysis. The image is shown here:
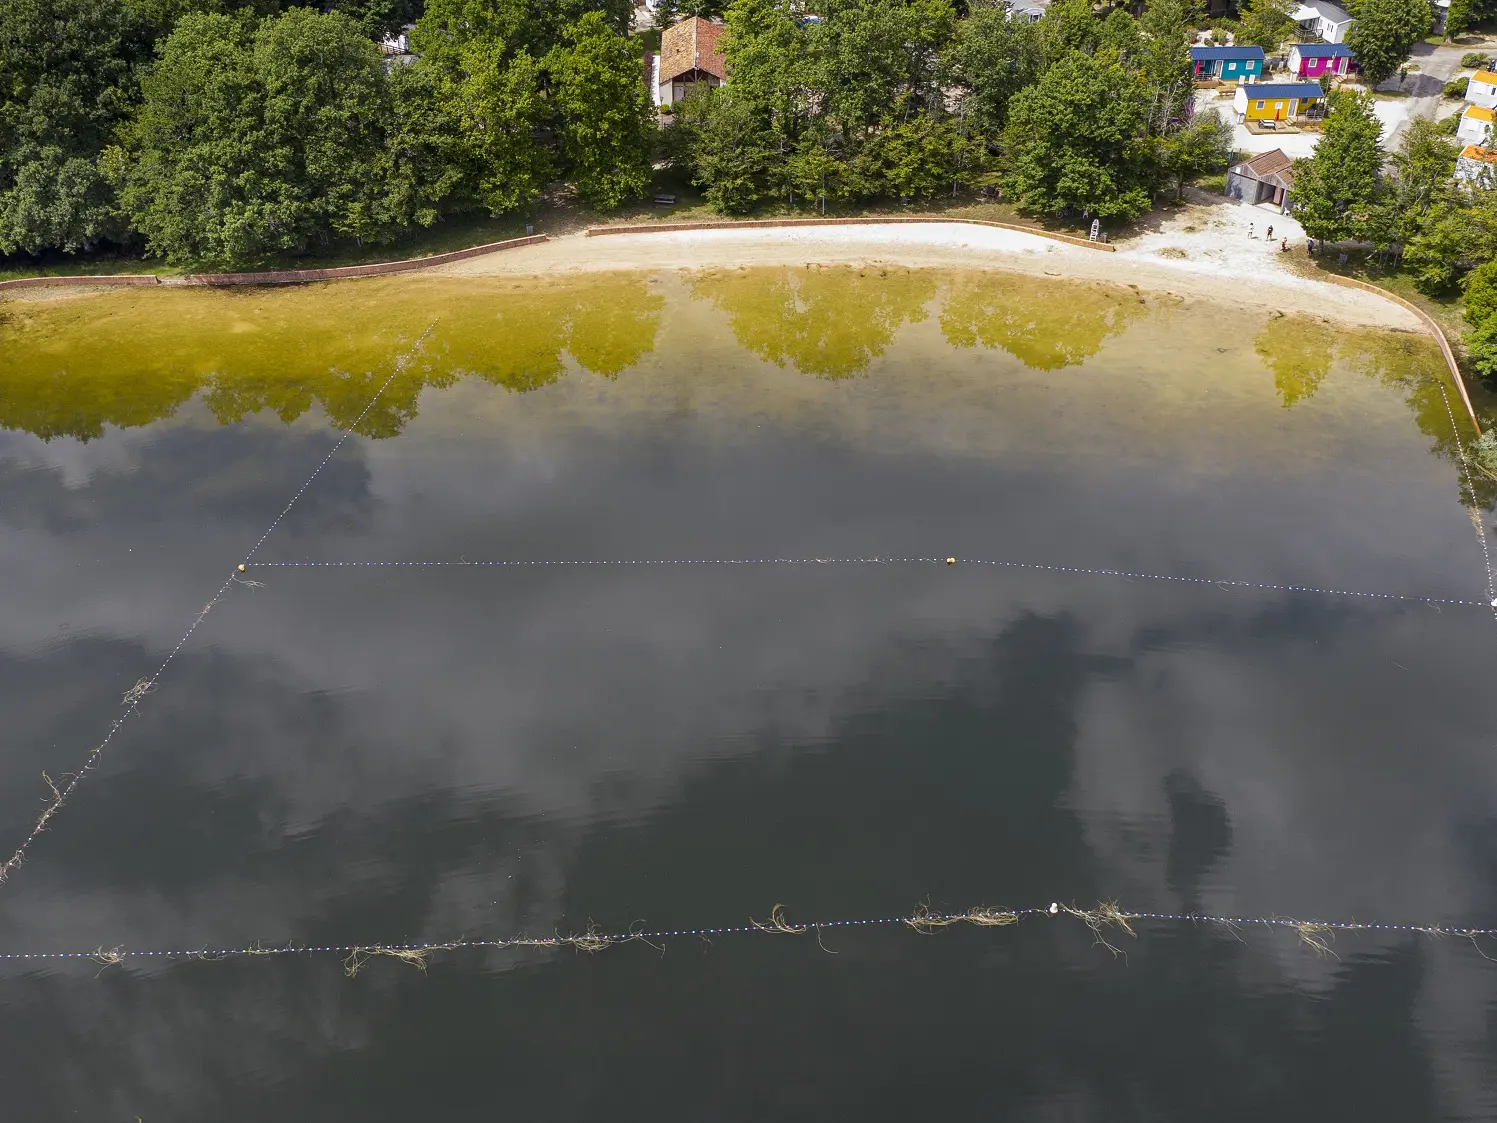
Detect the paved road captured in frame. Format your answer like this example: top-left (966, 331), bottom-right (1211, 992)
top-left (1378, 40), bottom-right (1485, 152)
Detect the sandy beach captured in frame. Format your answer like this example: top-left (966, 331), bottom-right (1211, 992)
top-left (435, 208), bottom-right (1423, 333)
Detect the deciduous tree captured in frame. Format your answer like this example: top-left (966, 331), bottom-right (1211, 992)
top-left (412, 0), bottom-right (554, 215)
top-left (1288, 91), bottom-right (1384, 242)
top-left (1346, 0), bottom-right (1432, 87)
top-left (1157, 109), bottom-right (1232, 197)
top-left (942, 0), bottom-right (1046, 137)
top-left (1003, 50), bottom-right (1153, 220)
top-left (547, 11), bottom-right (654, 207)
top-left (110, 9), bottom-right (398, 266)
top-left (673, 90), bottom-right (777, 213)
top-left (0, 0), bottom-right (156, 256)
top-left (1237, 0), bottom-right (1297, 52)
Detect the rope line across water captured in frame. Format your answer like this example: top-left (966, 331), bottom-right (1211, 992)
top-left (0, 326), bottom-right (436, 891)
top-left (242, 558), bottom-right (1485, 609)
top-left (4, 903), bottom-right (1496, 975)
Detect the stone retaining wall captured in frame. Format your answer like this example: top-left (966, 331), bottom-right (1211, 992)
top-left (584, 216), bottom-right (1116, 252)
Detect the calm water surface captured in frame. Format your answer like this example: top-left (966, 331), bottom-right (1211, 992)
top-left (2, 268), bottom-right (1496, 1120)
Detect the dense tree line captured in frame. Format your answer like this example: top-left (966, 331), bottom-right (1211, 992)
top-left (666, 0), bottom-right (1230, 219)
top-left (1, 0), bottom-right (650, 266)
top-left (2, 0), bottom-right (1234, 268)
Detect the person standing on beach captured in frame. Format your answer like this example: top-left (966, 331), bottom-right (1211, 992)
top-left (1249, 222), bottom-right (1254, 238)
top-left (1266, 224), bottom-right (1274, 240)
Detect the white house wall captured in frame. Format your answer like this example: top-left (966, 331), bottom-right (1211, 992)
top-left (1468, 79), bottom-right (1497, 109)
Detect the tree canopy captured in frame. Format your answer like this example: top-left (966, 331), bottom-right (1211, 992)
top-left (546, 11), bottom-right (654, 207)
top-left (1345, 0), bottom-right (1431, 88)
top-left (1003, 50), bottom-right (1153, 220)
top-left (109, 9), bottom-right (399, 266)
top-left (1289, 92), bottom-right (1384, 242)
top-left (0, 0), bottom-right (157, 255)
top-left (1236, 0), bottom-right (1297, 52)
top-left (0, 0), bottom-right (1295, 269)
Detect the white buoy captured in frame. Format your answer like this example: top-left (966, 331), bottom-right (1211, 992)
top-left (1048, 902), bottom-right (1059, 915)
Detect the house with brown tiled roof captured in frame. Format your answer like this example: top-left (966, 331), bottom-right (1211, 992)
top-left (651, 16), bottom-right (727, 107)
top-left (1226, 149), bottom-right (1296, 213)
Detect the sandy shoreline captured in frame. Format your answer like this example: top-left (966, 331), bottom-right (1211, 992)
top-left (0, 213), bottom-right (1426, 335)
top-left (434, 219), bottom-right (1423, 334)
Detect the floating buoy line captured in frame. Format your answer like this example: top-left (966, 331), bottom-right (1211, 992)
top-left (237, 556), bottom-right (1484, 608)
top-left (3, 901), bottom-right (1495, 978)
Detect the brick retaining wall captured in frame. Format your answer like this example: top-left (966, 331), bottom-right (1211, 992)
top-left (1319, 273), bottom-right (1480, 434)
top-left (584, 216), bottom-right (1116, 252)
top-left (0, 235), bottom-right (548, 293)
top-left (182, 234), bottom-right (549, 285)
top-left (0, 274), bottom-right (160, 292)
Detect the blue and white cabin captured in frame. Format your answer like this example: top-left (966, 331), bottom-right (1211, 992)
top-left (1189, 45), bottom-right (1266, 81)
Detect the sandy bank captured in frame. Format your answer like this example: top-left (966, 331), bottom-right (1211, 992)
top-left (433, 221), bottom-right (1422, 333)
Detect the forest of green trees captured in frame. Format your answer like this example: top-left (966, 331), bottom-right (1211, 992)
top-left (1, 0), bottom-right (1232, 270)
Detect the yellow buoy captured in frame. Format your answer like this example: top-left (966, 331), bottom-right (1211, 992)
top-left (946, 557), bottom-right (956, 565)
top-left (237, 564), bottom-right (246, 572)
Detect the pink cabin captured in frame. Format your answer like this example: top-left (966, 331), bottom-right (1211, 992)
top-left (1287, 42), bottom-right (1355, 79)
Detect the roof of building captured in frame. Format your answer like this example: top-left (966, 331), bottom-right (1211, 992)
top-left (1240, 149), bottom-right (1293, 176)
top-left (1465, 105), bottom-right (1496, 122)
top-left (660, 16), bottom-right (727, 82)
top-left (1230, 149), bottom-right (1296, 190)
top-left (1190, 45), bottom-right (1265, 60)
top-left (1240, 82), bottom-right (1325, 98)
top-left (1460, 145), bottom-right (1497, 163)
top-left (1293, 42), bottom-right (1354, 57)
top-left (1292, 0), bottom-right (1352, 22)
top-left (1472, 70), bottom-right (1497, 86)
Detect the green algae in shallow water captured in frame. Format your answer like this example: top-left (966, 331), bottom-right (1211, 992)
top-left (939, 272), bottom-right (1146, 371)
top-left (1254, 314), bottom-right (1458, 434)
top-left (0, 275), bottom-right (663, 440)
top-left (1255, 314), bottom-right (1334, 408)
top-left (690, 266), bottom-right (938, 379)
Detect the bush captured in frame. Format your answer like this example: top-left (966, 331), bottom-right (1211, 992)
top-left (1464, 259), bottom-right (1497, 324)
top-left (1472, 428), bottom-right (1497, 474)
top-left (1435, 112), bottom-right (1461, 135)
top-left (1466, 315), bottom-right (1497, 381)
top-left (1461, 51), bottom-right (1489, 67)
top-left (1445, 75), bottom-right (1471, 98)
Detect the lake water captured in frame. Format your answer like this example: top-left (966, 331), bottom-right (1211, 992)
top-left (2, 268), bottom-right (1496, 1120)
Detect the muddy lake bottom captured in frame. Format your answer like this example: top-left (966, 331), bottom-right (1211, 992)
top-left (1, 268), bottom-right (1496, 1120)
